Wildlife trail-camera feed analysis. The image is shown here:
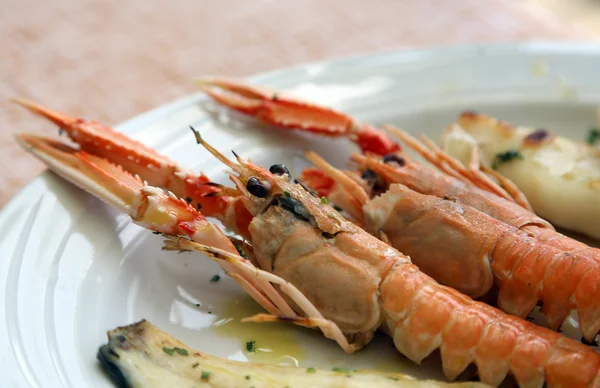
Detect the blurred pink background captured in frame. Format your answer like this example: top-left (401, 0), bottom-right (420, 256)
top-left (2, 0), bottom-right (599, 207)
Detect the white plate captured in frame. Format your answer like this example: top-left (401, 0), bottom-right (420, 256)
top-left (2, 43), bottom-right (600, 387)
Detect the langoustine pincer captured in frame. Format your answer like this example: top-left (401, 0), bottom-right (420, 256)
top-left (14, 100), bottom-right (600, 387)
top-left (196, 78), bottom-right (600, 343)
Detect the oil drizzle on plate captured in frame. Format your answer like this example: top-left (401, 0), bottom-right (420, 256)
top-left (211, 296), bottom-right (304, 366)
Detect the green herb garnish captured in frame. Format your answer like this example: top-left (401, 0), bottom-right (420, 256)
top-left (283, 191), bottom-right (291, 197)
top-left (174, 347), bottom-right (188, 356)
top-left (333, 205), bottom-right (343, 212)
top-left (320, 196), bottom-right (329, 204)
top-left (163, 346), bottom-right (188, 356)
top-left (192, 362), bottom-right (199, 368)
top-left (234, 243), bottom-right (247, 259)
top-left (210, 274), bottom-right (220, 282)
top-left (332, 367), bottom-right (353, 373)
top-left (152, 231), bottom-right (161, 235)
top-left (306, 367), bottom-right (316, 374)
top-left (587, 128), bottom-right (600, 145)
top-left (246, 340), bottom-right (256, 352)
top-left (491, 149), bottom-right (523, 169)
top-left (201, 370), bottom-right (211, 381)
top-left (245, 375), bottom-right (251, 380)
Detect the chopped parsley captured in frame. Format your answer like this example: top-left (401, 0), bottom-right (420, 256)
top-left (283, 191), bottom-right (291, 197)
top-left (234, 243), bottom-right (247, 259)
top-left (174, 347), bottom-right (188, 356)
top-left (491, 149), bottom-right (523, 169)
top-left (246, 340), bottom-right (256, 352)
top-left (163, 346), bottom-right (188, 356)
top-left (245, 375), bottom-right (251, 380)
top-left (192, 362), bottom-right (199, 368)
top-left (320, 196), bottom-right (329, 204)
top-left (152, 231), bottom-right (161, 235)
top-left (195, 303), bottom-right (200, 307)
top-left (332, 367), bottom-right (353, 373)
top-left (333, 205), bottom-right (343, 212)
top-left (210, 274), bottom-right (220, 282)
top-left (306, 367), bottom-right (316, 374)
top-left (587, 128), bottom-right (600, 145)
top-left (201, 370), bottom-right (211, 381)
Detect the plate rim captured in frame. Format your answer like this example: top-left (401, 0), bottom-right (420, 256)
top-left (5, 41), bottom-right (600, 213)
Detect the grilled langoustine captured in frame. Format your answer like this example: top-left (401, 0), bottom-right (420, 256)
top-left (14, 100), bottom-right (600, 387)
top-left (196, 78), bottom-right (600, 343)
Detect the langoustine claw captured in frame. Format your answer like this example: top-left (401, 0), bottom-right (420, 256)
top-left (12, 98), bottom-right (254, 239)
top-left (197, 77), bottom-right (401, 156)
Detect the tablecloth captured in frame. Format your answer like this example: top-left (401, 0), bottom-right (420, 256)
top-left (2, 0), bottom-right (599, 207)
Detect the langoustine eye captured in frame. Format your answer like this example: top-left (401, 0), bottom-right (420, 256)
top-left (246, 177), bottom-right (270, 198)
top-left (361, 169), bottom-right (387, 196)
top-left (382, 153), bottom-right (405, 167)
top-left (269, 164), bottom-right (290, 177)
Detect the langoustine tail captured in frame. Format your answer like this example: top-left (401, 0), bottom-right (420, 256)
top-left (380, 262), bottom-right (600, 387)
top-left (492, 231), bottom-right (600, 343)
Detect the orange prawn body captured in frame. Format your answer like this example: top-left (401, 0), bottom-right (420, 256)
top-left (245, 177), bottom-right (600, 387)
top-left (362, 183), bottom-right (600, 339)
top-left (349, 153), bottom-right (600, 341)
